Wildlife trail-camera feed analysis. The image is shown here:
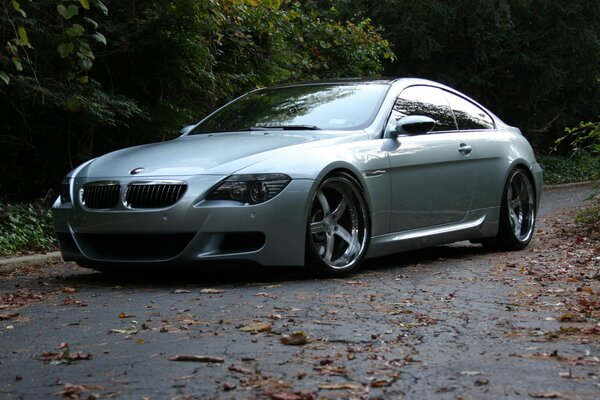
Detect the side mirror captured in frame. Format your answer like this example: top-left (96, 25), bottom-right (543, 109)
top-left (179, 124), bottom-right (196, 136)
top-left (395, 115), bottom-right (436, 136)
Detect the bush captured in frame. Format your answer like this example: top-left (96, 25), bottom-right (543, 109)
top-left (0, 203), bottom-right (57, 257)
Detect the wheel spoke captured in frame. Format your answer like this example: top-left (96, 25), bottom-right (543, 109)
top-left (509, 208), bottom-right (521, 233)
top-left (331, 197), bottom-right (348, 223)
top-left (510, 198), bottom-right (521, 210)
top-left (323, 233), bottom-right (334, 263)
top-left (310, 220), bottom-right (326, 234)
top-left (335, 225), bottom-right (353, 245)
top-left (316, 190), bottom-right (331, 217)
top-left (337, 226), bottom-right (360, 258)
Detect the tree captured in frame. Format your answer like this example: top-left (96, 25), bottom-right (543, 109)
top-left (0, 0), bottom-right (394, 200)
top-left (330, 0), bottom-right (600, 148)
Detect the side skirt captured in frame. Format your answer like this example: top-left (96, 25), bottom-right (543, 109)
top-left (366, 207), bottom-right (499, 259)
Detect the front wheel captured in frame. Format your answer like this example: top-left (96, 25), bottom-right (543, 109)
top-left (305, 173), bottom-right (370, 277)
top-left (485, 168), bottom-right (536, 250)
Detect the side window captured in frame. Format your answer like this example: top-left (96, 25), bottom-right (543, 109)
top-left (393, 86), bottom-right (457, 132)
top-left (444, 91), bottom-right (494, 130)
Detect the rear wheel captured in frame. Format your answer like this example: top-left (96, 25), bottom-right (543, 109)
top-left (484, 168), bottom-right (536, 250)
top-left (305, 173), bottom-right (370, 277)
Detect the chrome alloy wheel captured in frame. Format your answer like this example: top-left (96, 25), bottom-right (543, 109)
top-left (308, 174), bottom-right (369, 272)
top-left (506, 169), bottom-right (535, 243)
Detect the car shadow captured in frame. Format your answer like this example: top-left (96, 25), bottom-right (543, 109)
top-left (362, 241), bottom-right (491, 272)
top-left (58, 241), bottom-right (493, 289)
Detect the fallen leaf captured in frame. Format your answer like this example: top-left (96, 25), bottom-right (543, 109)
top-left (228, 364), bottom-right (253, 374)
top-left (0, 313), bottom-right (19, 320)
top-left (238, 322), bottom-right (272, 333)
top-left (169, 355), bottom-right (224, 363)
top-left (108, 325), bottom-right (139, 335)
top-left (558, 313), bottom-right (586, 322)
top-left (460, 371), bottom-right (482, 376)
top-left (39, 348), bottom-right (92, 364)
top-left (370, 378), bottom-right (395, 387)
top-left (54, 383), bottom-right (106, 398)
top-left (118, 312), bottom-right (135, 318)
top-left (583, 326), bottom-right (600, 335)
top-left (318, 383), bottom-right (362, 390)
top-left (255, 292), bottom-right (278, 299)
top-left (528, 392), bottom-right (563, 399)
top-left (200, 288), bottom-right (224, 294)
top-left (281, 331), bottom-right (309, 345)
top-left (63, 298), bottom-right (87, 307)
top-left (62, 287), bottom-right (78, 294)
top-left (314, 365), bottom-right (347, 376)
top-left (265, 391), bottom-right (316, 400)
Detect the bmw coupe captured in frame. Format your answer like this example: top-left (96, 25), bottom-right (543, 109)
top-left (53, 78), bottom-right (542, 276)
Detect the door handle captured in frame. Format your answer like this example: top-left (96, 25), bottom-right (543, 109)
top-left (458, 143), bottom-right (472, 155)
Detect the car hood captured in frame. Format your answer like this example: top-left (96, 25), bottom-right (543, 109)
top-left (79, 131), bottom-right (361, 178)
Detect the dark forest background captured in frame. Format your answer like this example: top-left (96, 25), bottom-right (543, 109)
top-left (2, 0), bottom-right (600, 201)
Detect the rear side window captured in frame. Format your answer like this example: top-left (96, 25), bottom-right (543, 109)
top-left (394, 86), bottom-right (457, 132)
top-left (444, 91), bottom-right (494, 130)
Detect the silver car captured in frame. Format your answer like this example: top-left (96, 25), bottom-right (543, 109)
top-left (53, 78), bottom-right (542, 276)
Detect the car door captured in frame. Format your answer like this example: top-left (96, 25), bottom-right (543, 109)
top-left (387, 85), bottom-right (477, 232)
top-left (441, 89), bottom-right (501, 211)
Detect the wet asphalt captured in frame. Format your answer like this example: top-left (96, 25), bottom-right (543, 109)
top-left (0, 183), bottom-right (598, 399)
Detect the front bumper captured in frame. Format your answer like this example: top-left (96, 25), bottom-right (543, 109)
top-left (53, 176), bottom-right (316, 267)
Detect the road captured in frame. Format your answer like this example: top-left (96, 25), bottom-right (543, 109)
top-left (0, 184), bottom-right (598, 399)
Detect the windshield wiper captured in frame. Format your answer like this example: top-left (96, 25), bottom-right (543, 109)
top-left (251, 125), bottom-right (321, 131)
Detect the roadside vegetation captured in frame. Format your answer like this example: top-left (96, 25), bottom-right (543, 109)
top-left (0, 203), bottom-right (56, 257)
top-left (538, 154), bottom-right (600, 186)
top-left (1, 0), bottom-right (599, 256)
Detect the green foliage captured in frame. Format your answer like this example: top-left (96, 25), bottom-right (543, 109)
top-left (0, 203), bottom-right (57, 256)
top-left (555, 121), bottom-right (600, 156)
top-left (1, 0), bottom-right (393, 200)
top-left (537, 154), bottom-right (600, 186)
top-left (282, 3), bottom-right (395, 81)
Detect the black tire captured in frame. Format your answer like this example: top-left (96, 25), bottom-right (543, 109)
top-left (305, 172), bottom-right (370, 277)
top-left (484, 167), bottom-right (536, 250)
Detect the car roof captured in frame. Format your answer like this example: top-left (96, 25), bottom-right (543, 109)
top-left (264, 77), bottom-right (448, 90)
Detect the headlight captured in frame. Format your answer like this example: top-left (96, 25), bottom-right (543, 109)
top-left (60, 178), bottom-right (72, 203)
top-left (206, 174), bottom-right (291, 204)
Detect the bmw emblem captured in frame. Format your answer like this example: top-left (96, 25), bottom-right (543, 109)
top-left (130, 167), bottom-right (145, 175)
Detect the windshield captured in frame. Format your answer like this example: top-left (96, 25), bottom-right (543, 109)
top-left (190, 83), bottom-right (390, 134)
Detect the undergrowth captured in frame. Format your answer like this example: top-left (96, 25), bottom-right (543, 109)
top-left (537, 153), bottom-right (600, 185)
top-left (0, 203), bottom-right (57, 257)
